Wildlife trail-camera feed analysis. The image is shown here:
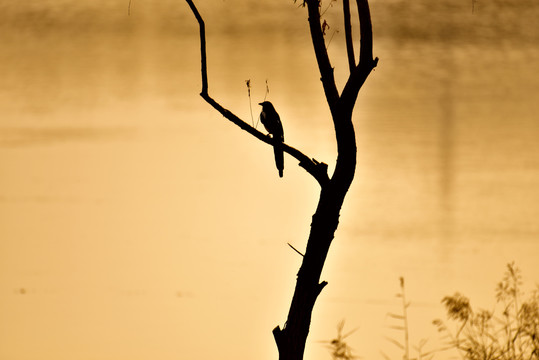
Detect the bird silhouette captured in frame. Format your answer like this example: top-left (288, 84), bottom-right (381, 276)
top-left (259, 101), bottom-right (284, 177)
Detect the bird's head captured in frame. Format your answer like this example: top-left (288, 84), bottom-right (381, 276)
top-left (258, 101), bottom-right (275, 112)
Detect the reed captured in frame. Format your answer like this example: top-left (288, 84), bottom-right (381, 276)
top-left (382, 277), bottom-right (434, 360)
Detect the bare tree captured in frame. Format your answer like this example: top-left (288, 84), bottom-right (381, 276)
top-left (185, 0), bottom-right (378, 359)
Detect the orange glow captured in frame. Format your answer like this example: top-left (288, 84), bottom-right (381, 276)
top-left (1, 1), bottom-right (539, 360)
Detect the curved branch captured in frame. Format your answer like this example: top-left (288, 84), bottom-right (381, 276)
top-left (186, 0), bottom-right (329, 186)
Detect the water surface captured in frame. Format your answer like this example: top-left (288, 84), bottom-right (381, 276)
top-left (1, 1), bottom-right (539, 359)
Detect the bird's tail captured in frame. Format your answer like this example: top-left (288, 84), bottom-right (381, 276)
top-left (274, 141), bottom-right (284, 178)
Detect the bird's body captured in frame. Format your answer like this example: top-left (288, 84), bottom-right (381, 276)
top-left (259, 101), bottom-right (284, 178)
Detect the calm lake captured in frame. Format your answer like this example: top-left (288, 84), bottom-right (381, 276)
top-left (1, 0), bottom-right (538, 359)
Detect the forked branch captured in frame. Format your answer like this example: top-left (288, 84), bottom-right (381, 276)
top-left (186, 0), bottom-right (329, 186)
top-left (305, 0), bottom-right (378, 115)
top-left (339, 0), bottom-right (378, 111)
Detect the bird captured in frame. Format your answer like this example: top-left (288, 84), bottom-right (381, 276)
top-left (259, 101), bottom-right (284, 178)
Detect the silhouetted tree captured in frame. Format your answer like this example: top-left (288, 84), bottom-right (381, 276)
top-left (185, 1), bottom-right (378, 359)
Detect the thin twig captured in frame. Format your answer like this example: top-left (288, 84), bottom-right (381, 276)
top-left (325, 29), bottom-right (339, 50)
top-left (288, 243), bottom-right (305, 257)
top-left (246, 79), bottom-right (255, 127)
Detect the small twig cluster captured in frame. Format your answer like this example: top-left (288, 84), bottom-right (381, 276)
top-left (325, 263), bottom-right (538, 360)
top-left (321, 320), bottom-right (358, 360)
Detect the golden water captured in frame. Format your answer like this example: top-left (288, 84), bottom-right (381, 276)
top-left (1, 1), bottom-right (538, 359)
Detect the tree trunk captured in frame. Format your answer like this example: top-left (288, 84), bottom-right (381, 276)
top-left (273, 110), bottom-right (356, 360)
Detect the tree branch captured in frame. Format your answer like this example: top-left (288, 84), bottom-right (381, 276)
top-left (305, 0), bottom-right (340, 113)
top-left (342, 0), bottom-right (356, 72)
top-left (340, 0), bottom-right (378, 113)
top-left (185, 0), bottom-right (207, 96)
top-left (185, 0), bottom-right (329, 186)
top-left (356, 0), bottom-right (374, 65)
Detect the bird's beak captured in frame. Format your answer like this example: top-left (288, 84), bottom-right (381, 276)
top-left (258, 102), bottom-right (263, 106)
